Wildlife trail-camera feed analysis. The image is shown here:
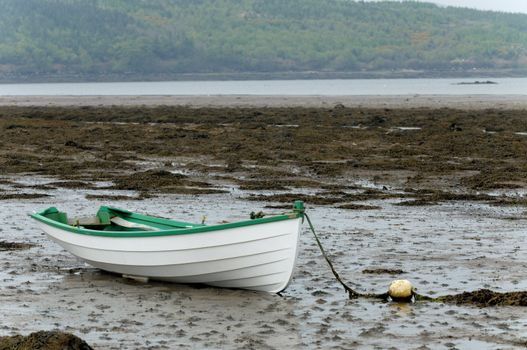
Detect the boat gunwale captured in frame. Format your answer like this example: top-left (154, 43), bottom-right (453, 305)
top-left (30, 206), bottom-right (303, 238)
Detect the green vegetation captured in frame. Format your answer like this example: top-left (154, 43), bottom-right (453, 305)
top-left (0, 0), bottom-right (526, 81)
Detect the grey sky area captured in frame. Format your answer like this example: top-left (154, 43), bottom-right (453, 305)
top-left (428, 0), bottom-right (527, 13)
top-left (366, 1), bottom-right (527, 13)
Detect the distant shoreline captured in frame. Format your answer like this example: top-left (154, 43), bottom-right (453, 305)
top-left (1, 69), bottom-right (527, 84)
top-left (1, 95), bottom-right (526, 109)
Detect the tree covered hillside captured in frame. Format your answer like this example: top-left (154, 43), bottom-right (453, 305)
top-left (0, 0), bottom-right (526, 81)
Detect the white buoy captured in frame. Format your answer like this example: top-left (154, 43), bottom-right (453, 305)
top-left (388, 279), bottom-right (414, 301)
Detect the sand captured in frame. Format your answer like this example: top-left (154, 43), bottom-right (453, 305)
top-left (0, 94), bottom-right (527, 109)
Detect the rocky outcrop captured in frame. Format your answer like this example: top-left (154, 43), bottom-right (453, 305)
top-left (0, 331), bottom-right (93, 350)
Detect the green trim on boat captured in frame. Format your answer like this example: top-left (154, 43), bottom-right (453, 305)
top-left (38, 207), bottom-right (68, 225)
top-left (30, 202), bottom-right (304, 238)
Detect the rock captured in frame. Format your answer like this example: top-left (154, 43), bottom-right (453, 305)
top-left (0, 331), bottom-right (93, 350)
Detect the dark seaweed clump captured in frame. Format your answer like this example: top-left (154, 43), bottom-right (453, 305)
top-left (438, 289), bottom-right (527, 307)
top-left (0, 106), bottom-right (526, 203)
top-left (110, 169), bottom-right (226, 195)
top-left (0, 331), bottom-right (93, 350)
top-left (362, 268), bottom-right (406, 275)
top-left (0, 241), bottom-right (35, 251)
top-left (0, 193), bottom-right (50, 200)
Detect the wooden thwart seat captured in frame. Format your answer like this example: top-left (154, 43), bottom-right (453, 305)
top-left (109, 216), bottom-right (161, 231)
top-left (68, 216), bottom-right (109, 227)
top-left (68, 215), bottom-right (161, 231)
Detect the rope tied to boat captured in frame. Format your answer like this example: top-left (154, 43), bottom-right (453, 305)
top-left (304, 212), bottom-right (390, 301)
top-left (248, 202), bottom-right (379, 299)
top-left (304, 213), bottom-right (362, 299)
top-left (247, 202), bottom-right (404, 300)
top-left (302, 208), bottom-right (527, 306)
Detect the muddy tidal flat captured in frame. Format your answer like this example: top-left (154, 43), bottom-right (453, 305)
top-left (1, 96), bottom-right (527, 349)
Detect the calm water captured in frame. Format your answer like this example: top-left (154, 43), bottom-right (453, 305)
top-left (0, 78), bottom-right (526, 96)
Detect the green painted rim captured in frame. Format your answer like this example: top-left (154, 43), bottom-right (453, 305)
top-left (30, 202), bottom-right (304, 238)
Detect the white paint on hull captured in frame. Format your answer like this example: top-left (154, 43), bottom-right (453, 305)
top-left (37, 217), bottom-right (302, 293)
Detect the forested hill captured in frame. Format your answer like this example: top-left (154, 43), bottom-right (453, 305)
top-left (1, 0), bottom-right (526, 82)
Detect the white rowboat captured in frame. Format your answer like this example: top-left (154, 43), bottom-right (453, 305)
top-left (30, 201), bottom-right (304, 293)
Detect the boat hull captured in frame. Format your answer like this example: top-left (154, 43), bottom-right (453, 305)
top-left (36, 217), bottom-right (302, 293)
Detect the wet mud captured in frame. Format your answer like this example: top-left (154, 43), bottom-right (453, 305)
top-left (1, 105), bottom-right (527, 349)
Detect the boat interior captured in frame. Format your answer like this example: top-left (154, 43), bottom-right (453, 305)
top-left (39, 206), bottom-right (204, 232)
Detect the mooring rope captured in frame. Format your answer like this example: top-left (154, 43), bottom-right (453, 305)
top-left (253, 207), bottom-right (391, 300)
top-left (305, 211), bottom-right (445, 302)
top-left (304, 213), bottom-right (365, 299)
top-left (303, 211), bottom-right (521, 305)
top-left (305, 212), bottom-right (395, 300)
